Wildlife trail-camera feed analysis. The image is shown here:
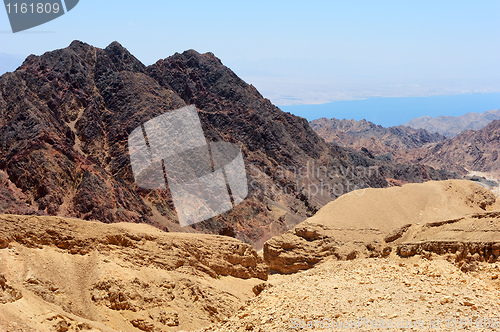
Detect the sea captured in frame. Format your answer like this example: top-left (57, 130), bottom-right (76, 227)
top-left (279, 93), bottom-right (500, 127)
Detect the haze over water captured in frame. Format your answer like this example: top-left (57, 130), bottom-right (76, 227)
top-left (280, 93), bottom-right (500, 127)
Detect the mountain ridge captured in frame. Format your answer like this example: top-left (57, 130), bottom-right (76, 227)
top-left (419, 119), bottom-right (500, 176)
top-left (0, 40), bottom-right (456, 247)
top-left (309, 117), bottom-right (446, 166)
top-left (404, 109), bottom-right (500, 137)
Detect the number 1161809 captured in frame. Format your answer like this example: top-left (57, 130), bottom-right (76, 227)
top-left (5, 2), bottom-right (60, 14)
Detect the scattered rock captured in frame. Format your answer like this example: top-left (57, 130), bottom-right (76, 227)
top-left (0, 274), bottom-right (22, 304)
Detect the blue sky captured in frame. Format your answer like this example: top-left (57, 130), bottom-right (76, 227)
top-left (1, 0), bottom-right (499, 106)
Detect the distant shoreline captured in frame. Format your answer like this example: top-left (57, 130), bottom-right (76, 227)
top-left (279, 92), bottom-right (500, 127)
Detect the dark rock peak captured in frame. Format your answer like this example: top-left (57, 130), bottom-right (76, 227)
top-left (178, 49), bottom-right (223, 64)
top-left (17, 40), bottom-right (146, 82)
top-left (104, 41), bottom-right (146, 73)
top-left (148, 49), bottom-right (265, 112)
top-left (69, 39), bottom-right (94, 52)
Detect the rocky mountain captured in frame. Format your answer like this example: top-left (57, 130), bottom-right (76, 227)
top-left (0, 41), bottom-right (456, 248)
top-left (310, 117), bottom-right (445, 158)
top-left (404, 109), bottom-right (500, 137)
top-left (418, 119), bottom-right (500, 176)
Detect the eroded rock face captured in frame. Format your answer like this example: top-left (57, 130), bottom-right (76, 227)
top-left (264, 180), bottom-right (500, 274)
top-left (0, 214), bottom-right (268, 280)
top-left (0, 214), bottom-right (268, 331)
top-left (263, 222), bottom-right (389, 273)
top-left (396, 211), bottom-right (500, 266)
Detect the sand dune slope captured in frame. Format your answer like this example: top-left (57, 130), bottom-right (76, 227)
top-left (264, 180), bottom-right (500, 273)
top-left (308, 180), bottom-right (499, 232)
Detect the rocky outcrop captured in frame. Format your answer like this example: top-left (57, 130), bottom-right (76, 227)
top-left (396, 211), bottom-right (500, 270)
top-left (0, 214), bottom-right (268, 280)
top-left (264, 222), bottom-right (391, 273)
top-left (0, 214), bottom-right (268, 331)
top-left (264, 180), bottom-right (500, 273)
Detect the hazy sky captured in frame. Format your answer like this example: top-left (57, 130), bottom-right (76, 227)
top-left (1, 0), bottom-right (499, 105)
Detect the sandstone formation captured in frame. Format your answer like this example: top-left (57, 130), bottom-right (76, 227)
top-left (264, 180), bottom-right (500, 273)
top-left (397, 211), bottom-right (500, 269)
top-left (0, 214), bottom-right (267, 331)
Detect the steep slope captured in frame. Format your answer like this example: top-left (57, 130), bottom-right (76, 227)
top-left (404, 109), bottom-right (500, 137)
top-left (419, 120), bottom-right (500, 176)
top-left (0, 41), bottom-right (455, 248)
top-left (0, 40), bottom-right (181, 228)
top-left (0, 214), bottom-right (267, 331)
top-left (310, 117), bottom-right (445, 162)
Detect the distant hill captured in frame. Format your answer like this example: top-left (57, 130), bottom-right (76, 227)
top-left (419, 119), bottom-right (500, 176)
top-left (403, 109), bottom-right (500, 137)
top-left (310, 118), bottom-right (445, 163)
top-left (311, 116), bottom-right (500, 178)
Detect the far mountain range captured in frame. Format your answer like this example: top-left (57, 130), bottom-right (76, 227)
top-left (403, 109), bottom-right (500, 137)
top-left (311, 111), bottom-right (500, 178)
